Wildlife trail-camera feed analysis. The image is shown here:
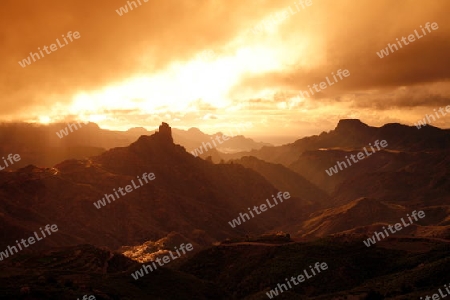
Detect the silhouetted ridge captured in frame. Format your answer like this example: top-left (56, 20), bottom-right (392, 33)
top-left (130, 123), bottom-right (176, 152)
top-left (156, 122), bottom-right (173, 143)
top-left (335, 119), bottom-right (370, 132)
top-left (187, 127), bottom-right (202, 134)
top-left (126, 126), bottom-right (149, 135)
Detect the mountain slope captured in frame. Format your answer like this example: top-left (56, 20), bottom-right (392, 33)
top-left (221, 119), bottom-right (450, 166)
top-left (0, 122), bottom-right (270, 169)
top-left (296, 196), bottom-right (450, 240)
top-left (288, 148), bottom-right (450, 206)
top-left (179, 237), bottom-right (450, 299)
top-left (0, 123), bottom-right (310, 253)
top-left (231, 156), bottom-right (330, 207)
top-left (0, 244), bottom-right (228, 299)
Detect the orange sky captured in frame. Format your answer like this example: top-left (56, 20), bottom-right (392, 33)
top-left (1, 0), bottom-right (450, 139)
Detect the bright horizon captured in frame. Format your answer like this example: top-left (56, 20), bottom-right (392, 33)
top-left (1, 0), bottom-right (450, 138)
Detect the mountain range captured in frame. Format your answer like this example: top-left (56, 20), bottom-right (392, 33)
top-left (0, 120), bottom-right (449, 299)
top-left (0, 122), bottom-right (270, 169)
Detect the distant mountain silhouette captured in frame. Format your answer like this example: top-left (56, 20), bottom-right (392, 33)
top-left (0, 123), bottom-right (309, 254)
top-left (223, 119), bottom-right (450, 165)
top-left (172, 127), bottom-right (271, 154)
top-left (0, 120), bottom-right (449, 299)
top-left (0, 122), bottom-right (270, 169)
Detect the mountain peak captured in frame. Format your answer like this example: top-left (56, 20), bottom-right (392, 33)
top-left (187, 127), bottom-right (202, 134)
top-left (129, 122), bottom-right (174, 154)
top-left (155, 122), bottom-right (173, 143)
top-left (335, 119), bottom-right (370, 133)
top-left (126, 127), bottom-right (148, 134)
top-left (336, 119), bottom-right (368, 128)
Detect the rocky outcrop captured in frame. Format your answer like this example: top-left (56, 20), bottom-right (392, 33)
top-left (156, 122), bottom-right (173, 143)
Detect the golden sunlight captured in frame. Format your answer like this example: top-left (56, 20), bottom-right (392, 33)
top-left (38, 116), bottom-right (52, 124)
top-left (28, 11), bottom-right (323, 130)
top-left (66, 44), bottom-right (297, 120)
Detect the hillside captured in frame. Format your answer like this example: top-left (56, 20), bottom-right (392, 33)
top-left (0, 244), bottom-right (227, 299)
top-left (231, 156), bottom-right (330, 207)
top-left (0, 123), bottom-right (310, 253)
top-left (222, 119), bottom-right (450, 166)
top-left (2, 236), bottom-right (450, 299)
top-left (0, 122), bottom-right (269, 169)
top-left (179, 237), bottom-right (450, 299)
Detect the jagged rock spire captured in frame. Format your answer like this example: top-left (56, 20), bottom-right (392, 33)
top-left (157, 122), bottom-right (173, 143)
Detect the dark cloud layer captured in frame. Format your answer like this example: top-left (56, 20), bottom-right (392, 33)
top-left (240, 0), bottom-right (450, 108)
top-left (1, 0), bottom-right (449, 126)
top-left (0, 0), bottom-right (280, 115)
